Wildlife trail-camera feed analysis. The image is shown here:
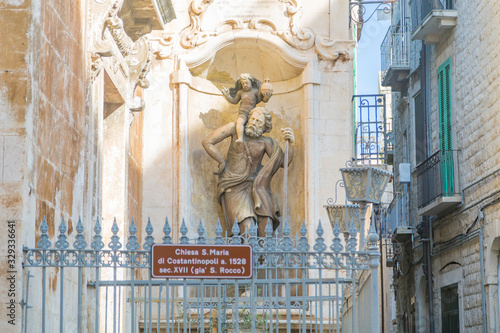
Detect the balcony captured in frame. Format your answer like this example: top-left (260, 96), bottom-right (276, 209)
top-left (411, 10), bottom-right (457, 44)
top-left (386, 191), bottom-right (412, 242)
top-left (120, 0), bottom-right (176, 40)
top-left (416, 150), bottom-right (461, 216)
top-left (352, 95), bottom-right (391, 166)
top-left (381, 22), bottom-right (410, 91)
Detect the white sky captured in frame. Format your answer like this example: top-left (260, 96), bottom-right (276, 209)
top-left (356, 8), bottom-right (391, 95)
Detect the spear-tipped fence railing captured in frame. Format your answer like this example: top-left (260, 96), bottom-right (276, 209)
top-left (23, 216), bottom-right (381, 333)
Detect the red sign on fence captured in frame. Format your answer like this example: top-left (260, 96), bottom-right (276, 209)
top-left (151, 244), bottom-right (253, 279)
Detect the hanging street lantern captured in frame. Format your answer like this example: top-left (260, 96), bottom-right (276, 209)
top-left (324, 204), bottom-right (361, 235)
top-left (340, 165), bottom-right (392, 205)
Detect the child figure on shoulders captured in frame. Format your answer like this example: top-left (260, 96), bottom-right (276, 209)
top-left (221, 73), bottom-right (273, 144)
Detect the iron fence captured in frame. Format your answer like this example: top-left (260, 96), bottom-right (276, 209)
top-left (22, 216), bottom-right (381, 333)
top-left (416, 149), bottom-right (460, 208)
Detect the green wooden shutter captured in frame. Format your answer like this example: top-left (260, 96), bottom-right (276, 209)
top-left (438, 58), bottom-right (454, 195)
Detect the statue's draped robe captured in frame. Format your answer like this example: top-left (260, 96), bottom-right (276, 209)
top-left (217, 138), bottom-right (284, 231)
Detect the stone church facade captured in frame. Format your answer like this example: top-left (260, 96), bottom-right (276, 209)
top-left (1, 0), bottom-right (361, 331)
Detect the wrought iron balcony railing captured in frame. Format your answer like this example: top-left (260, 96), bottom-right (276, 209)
top-left (352, 94), bottom-right (391, 166)
top-left (416, 150), bottom-right (461, 212)
top-left (410, 0), bottom-right (456, 44)
top-left (380, 21), bottom-right (410, 84)
top-left (411, 0), bottom-right (453, 31)
top-left (387, 191), bottom-right (410, 232)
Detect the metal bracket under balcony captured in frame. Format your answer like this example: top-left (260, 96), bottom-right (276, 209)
top-left (411, 10), bottom-right (457, 45)
top-left (416, 150), bottom-right (461, 216)
top-left (381, 23), bottom-right (410, 91)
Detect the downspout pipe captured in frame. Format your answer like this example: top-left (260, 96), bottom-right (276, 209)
top-left (425, 218), bottom-right (435, 333)
top-left (479, 227), bottom-right (487, 333)
top-left (419, 216), bottom-right (434, 333)
top-left (498, 252), bottom-right (500, 333)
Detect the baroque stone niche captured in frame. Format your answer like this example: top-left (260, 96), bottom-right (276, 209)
top-left (188, 39), bottom-right (307, 84)
top-left (143, 0), bottom-right (356, 239)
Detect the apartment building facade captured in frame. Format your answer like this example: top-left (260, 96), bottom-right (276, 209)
top-left (381, 0), bottom-right (500, 331)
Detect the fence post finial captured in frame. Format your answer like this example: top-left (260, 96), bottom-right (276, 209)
top-left (143, 218), bottom-right (155, 250)
top-left (37, 216), bottom-right (51, 249)
top-left (55, 216), bottom-right (69, 250)
top-left (215, 218), bottom-right (223, 244)
top-left (281, 219), bottom-right (293, 252)
top-left (313, 220), bottom-right (327, 252)
top-left (331, 221), bottom-right (343, 253)
top-left (346, 222), bottom-right (358, 252)
top-left (197, 220), bottom-right (206, 244)
top-left (73, 216), bottom-right (87, 250)
top-left (126, 218), bottom-right (140, 251)
top-left (108, 218), bottom-right (122, 250)
top-left (248, 219), bottom-right (258, 249)
top-left (264, 218), bottom-right (275, 252)
top-left (180, 219), bottom-right (189, 244)
top-left (232, 218), bottom-right (242, 244)
top-left (297, 219), bottom-right (309, 252)
top-left (163, 217), bottom-right (172, 244)
top-left (91, 217), bottom-right (104, 250)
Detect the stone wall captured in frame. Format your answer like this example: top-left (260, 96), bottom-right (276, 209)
top-left (390, 0), bottom-right (500, 331)
top-left (0, 1), bottom-right (31, 328)
top-left (428, 0), bottom-right (500, 331)
top-left (0, 0), bottom-right (88, 331)
top-left (128, 110), bottom-right (143, 232)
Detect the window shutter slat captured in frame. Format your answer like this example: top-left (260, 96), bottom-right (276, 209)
top-left (438, 59), bottom-right (454, 195)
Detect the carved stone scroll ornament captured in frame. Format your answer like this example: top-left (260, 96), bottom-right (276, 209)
top-left (170, 0), bottom-right (353, 66)
top-left (127, 36), bottom-right (152, 112)
top-left (90, 53), bottom-right (104, 83)
top-left (127, 36), bottom-right (152, 89)
top-left (179, 0), bottom-right (316, 50)
top-left (152, 33), bottom-right (178, 60)
top-left (277, 0), bottom-right (315, 50)
top-left (180, 0), bottom-right (214, 49)
top-left (106, 1), bottom-right (134, 56)
top-left (216, 18), bottom-right (244, 32)
top-left (315, 37), bottom-right (356, 62)
top-left (248, 18), bottom-right (277, 33)
top-left (91, 0), bottom-right (153, 113)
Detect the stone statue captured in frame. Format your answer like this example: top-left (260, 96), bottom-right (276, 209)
top-left (221, 73), bottom-right (273, 145)
top-left (202, 107), bottom-right (294, 237)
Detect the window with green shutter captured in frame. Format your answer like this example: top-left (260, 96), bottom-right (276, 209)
top-left (438, 58), bottom-right (454, 196)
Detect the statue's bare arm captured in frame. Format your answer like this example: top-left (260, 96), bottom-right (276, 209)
top-left (221, 88), bottom-right (241, 104)
top-left (202, 123), bottom-right (236, 175)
